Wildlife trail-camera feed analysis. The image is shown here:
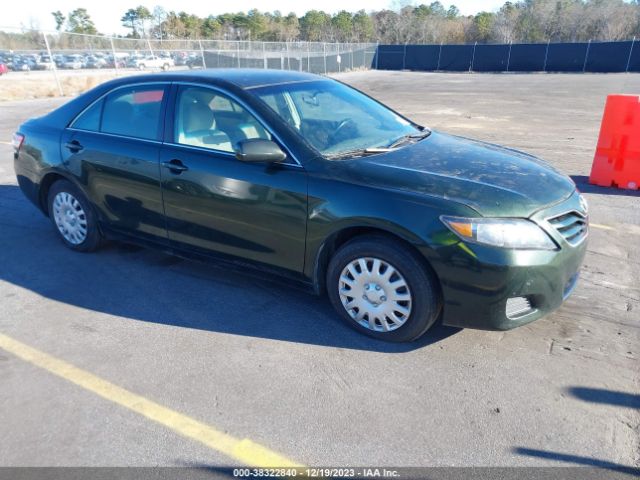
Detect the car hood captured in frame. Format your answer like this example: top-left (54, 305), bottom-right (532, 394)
top-left (342, 131), bottom-right (576, 217)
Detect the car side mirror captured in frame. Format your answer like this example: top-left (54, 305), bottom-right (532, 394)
top-left (235, 139), bottom-right (286, 163)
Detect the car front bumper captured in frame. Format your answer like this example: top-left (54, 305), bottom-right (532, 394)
top-left (428, 191), bottom-right (588, 331)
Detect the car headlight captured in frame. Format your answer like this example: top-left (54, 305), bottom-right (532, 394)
top-left (578, 193), bottom-right (588, 215)
top-left (440, 216), bottom-right (557, 250)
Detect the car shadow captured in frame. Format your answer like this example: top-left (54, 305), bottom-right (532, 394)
top-left (567, 387), bottom-right (640, 409)
top-left (570, 175), bottom-right (640, 197)
top-left (513, 448), bottom-right (640, 476)
top-left (0, 184), bottom-right (460, 352)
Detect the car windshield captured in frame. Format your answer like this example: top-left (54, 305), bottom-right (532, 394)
top-left (250, 80), bottom-right (422, 158)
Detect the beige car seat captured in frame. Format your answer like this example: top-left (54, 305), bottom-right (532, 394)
top-left (178, 99), bottom-right (233, 152)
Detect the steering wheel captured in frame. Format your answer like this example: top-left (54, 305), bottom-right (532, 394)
top-left (327, 118), bottom-right (356, 146)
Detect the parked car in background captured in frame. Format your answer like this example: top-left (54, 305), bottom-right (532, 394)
top-left (128, 55), bottom-right (173, 70)
top-left (84, 56), bottom-right (107, 69)
top-left (34, 55), bottom-right (55, 70)
top-left (13, 70), bottom-right (588, 342)
top-left (12, 57), bottom-right (35, 71)
top-left (186, 54), bottom-right (205, 69)
top-left (0, 62), bottom-right (8, 75)
top-left (53, 54), bottom-right (65, 68)
top-left (125, 54), bottom-right (144, 68)
top-left (172, 52), bottom-right (188, 66)
top-left (61, 55), bottom-right (84, 69)
top-left (2, 56), bottom-right (15, 71)
top-left (105, 55), bottom-right (126, 68)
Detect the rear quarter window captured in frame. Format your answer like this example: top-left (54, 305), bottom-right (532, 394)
top-left (71, 99), bottom-right (102, 131)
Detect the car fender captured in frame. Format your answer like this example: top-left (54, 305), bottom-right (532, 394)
top-left (308, 217), bottom-right (431, 294)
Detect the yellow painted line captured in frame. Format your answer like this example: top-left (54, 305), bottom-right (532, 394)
top-left (0, 332), bottom-right (302, 468)
top-left (590, 223), bottom-right (615, 231)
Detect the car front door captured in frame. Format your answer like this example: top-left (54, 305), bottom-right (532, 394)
top-left (159, 84), bottom-right (308, 274)
top-left (61, 83), bottom-right (168, 243)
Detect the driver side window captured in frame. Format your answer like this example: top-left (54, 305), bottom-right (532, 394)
top-left (174, 86), bottom-right (270, 153)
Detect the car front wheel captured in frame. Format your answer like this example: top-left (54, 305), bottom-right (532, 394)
top-left (47, 180), bottom-right (102, 252)
top-left (327, 235), bottom-right (441, 342)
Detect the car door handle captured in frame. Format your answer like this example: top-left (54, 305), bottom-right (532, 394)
top-left (64, 140), bottom-right (83, 153)
top-left (162, 159), bottom-right (189, 174)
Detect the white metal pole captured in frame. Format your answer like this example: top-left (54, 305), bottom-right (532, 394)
top-left (263, 42), bottom-right (267, 69)
top-left (42, 32), bottom-right (63, 96)
top-left (626, 37), bottom-right (636, 73)
top-left (543, 39), bottom-right (550, 72)
top-left (583, 39), bottom-right (591, 72)
top-left (506, 41), bottom-right (512, 72)
top-left (199, 40), bottom-right (206, 68)
top-left (146, 37), bottom-right (154, 57)
top-left (323, 42), bottom-right (327, 74)
top-left (286, 41), bottom-right (290, 70)
top-left (470, 41), bottom-right (477, 72)
top-left (402, 43), bottom-right (407, 70)
top-left (110, 36), bottom-right (119, 76)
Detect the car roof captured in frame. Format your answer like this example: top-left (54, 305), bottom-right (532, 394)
top-left (138, 68), bottom-right (325, 90)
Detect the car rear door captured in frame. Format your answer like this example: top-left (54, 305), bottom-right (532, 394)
top-left (61, 83), bottom-right (169, 244)
top-left (159, 83), bottom-right (308, 274)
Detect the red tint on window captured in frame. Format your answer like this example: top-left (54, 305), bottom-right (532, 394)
top-left (133, 90), bottom-right (164, 104)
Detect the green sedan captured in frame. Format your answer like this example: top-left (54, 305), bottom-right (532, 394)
top-left (13, 69), bottom-right (588, 342)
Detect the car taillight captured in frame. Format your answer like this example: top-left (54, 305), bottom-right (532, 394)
top-left (12, 133), bottom-right (24, 153)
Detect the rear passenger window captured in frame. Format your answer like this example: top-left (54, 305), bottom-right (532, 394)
top-left (101, 86), bottom-right (165, 140)
top-left (72, 100), bottom-right (102, 131)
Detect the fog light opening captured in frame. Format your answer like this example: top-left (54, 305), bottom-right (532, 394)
top-left (506, 296), bottom-right (535, 319)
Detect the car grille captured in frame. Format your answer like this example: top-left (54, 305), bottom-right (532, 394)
top-left (548, 211), bottom-right (588, 246)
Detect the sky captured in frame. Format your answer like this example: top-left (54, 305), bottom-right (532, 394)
top-left (5, 0), bottom-right (508, 35)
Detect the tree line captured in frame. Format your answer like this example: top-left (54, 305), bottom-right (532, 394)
top-left (38, 0), bottom-right (640, 44)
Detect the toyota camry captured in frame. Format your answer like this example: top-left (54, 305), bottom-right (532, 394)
top-left (13, 69), bottom-right (588, 342)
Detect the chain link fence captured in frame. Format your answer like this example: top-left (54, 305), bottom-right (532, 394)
top-left (0, 27), bottom-right (377, 97)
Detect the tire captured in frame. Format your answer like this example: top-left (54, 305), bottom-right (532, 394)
top-left (327, 235), bottom-right (441, 342)
top-left (138, 64), bottom-right (145, 70)
top-left (162, 63), bottom-right (169, 71)
top-left (47, 179), bottom-right (102, 252)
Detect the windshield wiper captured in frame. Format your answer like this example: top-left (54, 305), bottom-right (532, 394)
top-left (386, 129), bottom-right (432, 149)
top-left (326, 147), bottom-right (393, 160)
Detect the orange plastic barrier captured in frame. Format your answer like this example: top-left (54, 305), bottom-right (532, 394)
top-left (589, 95), bottom-right (640, 190)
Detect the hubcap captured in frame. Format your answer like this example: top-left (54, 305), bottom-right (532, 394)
top-left (52, 192), bottom-right (88, 245)
top-left (338, 257), bottom-right (412, 332)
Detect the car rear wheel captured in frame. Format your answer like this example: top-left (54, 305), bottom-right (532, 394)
top-left (162, 63), bottom-right (169, 71)
top-left (47, 180), bottom-right (101, 252)
top-left (327, 235), bottom-right (441, 342)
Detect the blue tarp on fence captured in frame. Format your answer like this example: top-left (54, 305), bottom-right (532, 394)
top-left (472, 44), bottom-right (510, 71)
top-left (404, 44), bottom-right (440, 70)
top-left (507, 43), bottom-right (547, 71)
top-left (376, 40), bottom-right (638, 73)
